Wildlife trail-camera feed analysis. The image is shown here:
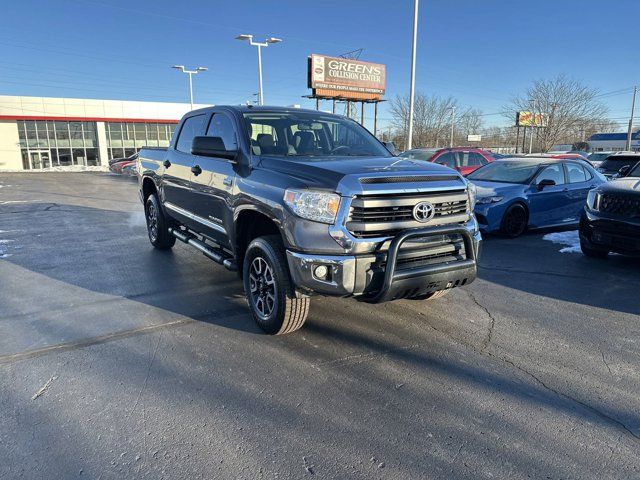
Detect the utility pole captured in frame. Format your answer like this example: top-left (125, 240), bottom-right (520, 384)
top-left (407, 0), bottom-right (419, 150)
top-left (449, 106), bottom-right (456, 148)
top-left (626, 86), bottom-right (637, 151)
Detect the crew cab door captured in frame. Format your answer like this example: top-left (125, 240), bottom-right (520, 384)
top-left (527, 164), bottom-right (570, 227)
top-left (188, 112), bottom-right (239, 247)
top-left (162, 113), bottom-right (208, 226)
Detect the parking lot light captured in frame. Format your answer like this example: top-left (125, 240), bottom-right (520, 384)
top-left (236, 34), bottom-right (283, 106)
top-left (172, 65), bottom-right (208, 110)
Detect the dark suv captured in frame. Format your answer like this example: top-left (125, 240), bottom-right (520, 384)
top-left (137, 106), bottom-right (481, 334)
top-left (580, 160), bottom-right (640, 257)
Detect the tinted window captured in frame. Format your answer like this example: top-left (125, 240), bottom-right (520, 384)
top-left (435, 152), bottom-right (457, 168)
top-left (600, 156), bottom-right (639, 173)
top-left (628, 162), bottom-right (640, 177)
top-left (536, 164), bottom-right (565, 185)
top-left (566, 163), bottom-right (588, 183)
top-left (207, 114), bottom-right (237, 150)
top-left (176, 114), bottom-right (206, 153)
top-left (463, 152), bottom-right (486, 167)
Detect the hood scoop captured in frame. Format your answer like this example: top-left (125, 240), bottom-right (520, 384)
top-left (359, 175), bottom-right (460, 184)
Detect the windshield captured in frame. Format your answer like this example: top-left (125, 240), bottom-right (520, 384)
top-left (628, 162), bottom-right (640, 177)
top-left (467, 160), bottom-right (541, 183)
top-left (600, 156), bottom-right (639, 172)
top-left (243, 112), bottom-right (389, 158)
top-left (400, 149), bottom-right (437, 161)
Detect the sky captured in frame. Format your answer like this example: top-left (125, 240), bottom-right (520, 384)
top-left (2, 0), bottom-right (639, 132)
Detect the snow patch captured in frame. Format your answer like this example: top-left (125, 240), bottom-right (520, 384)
top-left (543, 230), bottom-right (581, 253)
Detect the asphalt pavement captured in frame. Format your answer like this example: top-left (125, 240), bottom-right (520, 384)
top-left (0, 172), bottom-right (639, 479)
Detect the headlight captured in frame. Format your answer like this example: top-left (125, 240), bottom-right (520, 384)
top-left (476, 196), bottom-right (504, 205)
top-left (466, 182), bottom-right (477, 210)
top-left (587, 190), bottom-right (600, 211)
top-left (284, 189), bottom-right (341, 224)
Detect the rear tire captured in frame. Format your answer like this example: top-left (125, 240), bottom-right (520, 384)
top-left (500, 203), bottom-right (528, 238)
top-left (243, 235), bottom-right (310, 334)
top-left (580, 237), bottom-right (608, 258)
top-left (145, 193), bottom-right (175, 249)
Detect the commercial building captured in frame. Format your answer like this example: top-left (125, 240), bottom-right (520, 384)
top-left (587, 129), bottom-right (640, 152)
top-left (0, 95), bottom-right (207, 171)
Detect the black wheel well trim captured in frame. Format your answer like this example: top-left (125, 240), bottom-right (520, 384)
top-left (234, 208), bottom-right (285, 261)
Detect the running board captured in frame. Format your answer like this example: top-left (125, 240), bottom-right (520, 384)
top-left (168, 227), bottom-right (237, 271)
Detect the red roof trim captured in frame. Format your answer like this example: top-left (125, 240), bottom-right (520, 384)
top-left (0, 114), bottom-right (179, 124)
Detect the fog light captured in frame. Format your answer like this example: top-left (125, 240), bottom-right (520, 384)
top-left (314, 265), bottom-right (329, 280)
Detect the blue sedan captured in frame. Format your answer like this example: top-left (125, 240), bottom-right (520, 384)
top-left (467, 158), bottom-right (606, 237)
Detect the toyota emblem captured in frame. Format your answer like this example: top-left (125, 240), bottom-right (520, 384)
top-left (413, 201), bottom-right (436, 222)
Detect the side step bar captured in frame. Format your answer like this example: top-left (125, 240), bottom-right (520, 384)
top-left (168, 227), bottom-right (237, 271)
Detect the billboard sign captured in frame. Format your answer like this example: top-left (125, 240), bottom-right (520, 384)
top-left (308, 54), bottom-right (386, 100)
top-left (516, 111), bottom-right (547, 127)
top-left (467, 134), bottom-right (482, 142)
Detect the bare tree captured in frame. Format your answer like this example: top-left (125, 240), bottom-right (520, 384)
top-left (390, 93), bottom-right (458, 148)
top-left (507, 75), bottom-right (609, 151)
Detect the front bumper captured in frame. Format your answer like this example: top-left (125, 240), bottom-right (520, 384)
top-left (580, 209), bottom-right (640, 255)
top-left (286, 223), bottom-right (482, 302)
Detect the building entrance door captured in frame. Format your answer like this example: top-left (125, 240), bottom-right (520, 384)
top-left (29, 151), bottom-right (51, 170)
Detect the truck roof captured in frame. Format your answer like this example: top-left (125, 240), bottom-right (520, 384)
top-left (187, 105), bottom-right (341, 117)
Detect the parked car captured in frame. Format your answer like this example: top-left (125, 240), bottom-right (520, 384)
top-left (468, 157), bottom-right (606, 237)
top-left (596, 152), bottom-right (640, 178)
top-left (587, 151), bottom-right (614, 168)
top-left (109, 152), bottom-right (138, 167)
top-left (580, 160), bottom-right (640, 257)
top-left (399, 147), bottom-right (493, 175)
top-left (547, 144), bottom-right (574, 154)
top-left (138, 106), bottom-right (481, 335)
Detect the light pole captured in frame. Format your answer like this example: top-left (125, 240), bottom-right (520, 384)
top-left (528, 99), bottom-right (536, 154)
top-left (626, 86), bottom-right (637, 151)
top-left (448, 106), bottom-right (456, 148)
top-left (407, 0), bottom-right (419, 150)
top-left (172, 65), bottom-right (208, 110)
top-left (236, 34), bottom-right (282, 106)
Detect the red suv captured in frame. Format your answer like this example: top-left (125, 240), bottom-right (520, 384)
top-left (399, 147), bottom-right (494, 176)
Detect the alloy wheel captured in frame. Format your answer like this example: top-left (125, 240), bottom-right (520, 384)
top-left (147, 202), bottom-right (158, 242)
top-left (248, 257), bottom-right (277, 320)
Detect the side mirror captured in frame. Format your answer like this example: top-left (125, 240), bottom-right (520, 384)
top-left (536, 178), bottom-right (556, 190)
top-left (618, 165), bottom-right (631, 176)
top-left (191, 136), bottom-right (238, 162)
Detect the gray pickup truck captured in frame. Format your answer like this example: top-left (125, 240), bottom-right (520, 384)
top-left (138, 106), bottom-right (481, 334)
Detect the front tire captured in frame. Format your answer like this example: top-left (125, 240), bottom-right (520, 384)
top-left (500, 203), bottom-right (528, 238)
top-left (243, 235), bottom-right (310, 334)
top-left (145, 193), bottom-right (175, 249)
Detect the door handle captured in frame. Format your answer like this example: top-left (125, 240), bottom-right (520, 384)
top-left (191, 165), bottom-right (202, 176)
top-left (223, 177), bottom-right (233, 186)
top-left (163, 160), bottom-right (171, 168)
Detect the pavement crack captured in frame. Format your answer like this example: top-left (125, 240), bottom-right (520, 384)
top-left (494, 353), bottom-right (640, 444)
top-left (466, 290), bottom-right (496, 352)
top-left (601, 350), bottom-right (613, 376)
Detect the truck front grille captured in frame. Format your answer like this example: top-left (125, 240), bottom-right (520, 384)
top-left (600, 194), bottom-right (640, 218)
top-left (347, 190), bottom-right (469, 238)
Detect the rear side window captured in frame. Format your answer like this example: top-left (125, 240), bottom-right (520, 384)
top-left (459, 152), bottom-right (486, 167)
top-left (176, 114), bottom-right (206, 153)
top-left (566, 163), bottom-right (589, 183)
top-left (435, 152), bottom-right (456, 168)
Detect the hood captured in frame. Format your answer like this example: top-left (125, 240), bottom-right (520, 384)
top-left (257, 155), bottom-right (458, 190)
top-left (470, 180), bottom-right (525, 197)
top-left (599, 177), bottom-right (640, 194)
